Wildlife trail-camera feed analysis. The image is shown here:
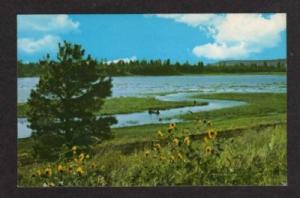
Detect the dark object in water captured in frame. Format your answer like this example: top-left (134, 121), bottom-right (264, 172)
top-left (193, 100), bottom-right (197, 105)
top-left (148, 108), bottom-right (160, 115)
top-left (158, 117), bottom-right (162, 121)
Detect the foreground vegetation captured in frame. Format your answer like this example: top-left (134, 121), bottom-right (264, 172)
top-left (18, 92), bottom-right (287, 186)
top-left (18, 122), bottom-right (286, 186)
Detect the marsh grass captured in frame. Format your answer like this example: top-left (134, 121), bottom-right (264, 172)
top-left (18, 96), bottom-right (206, 117)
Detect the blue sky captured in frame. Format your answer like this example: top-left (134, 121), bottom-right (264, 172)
top-left (17, 14), bottom-right (286, 64)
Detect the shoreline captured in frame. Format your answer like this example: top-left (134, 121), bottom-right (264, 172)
top-left (17, 97), bottom-right (209, 118)
top-left (18, 92), bottom-right (286, 142)
top-left (17, 72), bottom-right (287, 78)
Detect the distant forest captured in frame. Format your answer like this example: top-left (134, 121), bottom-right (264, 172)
top-left (17, 59), bottom-right (286, 77)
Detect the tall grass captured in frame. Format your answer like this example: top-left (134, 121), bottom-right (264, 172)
top-left (18, 122), bottom-right (286, 186)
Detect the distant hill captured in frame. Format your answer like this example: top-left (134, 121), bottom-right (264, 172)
top-left (214, 59), bottom-right (286, 67)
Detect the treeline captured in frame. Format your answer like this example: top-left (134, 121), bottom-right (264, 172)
top-left (205, 61), bottom-right (286, 73)
top-left (98, 59), bottom-right (204, 75)
top-left (17, 59), bottom-right (286, 77)
top-left (18, 62), bottom-right (45, 77)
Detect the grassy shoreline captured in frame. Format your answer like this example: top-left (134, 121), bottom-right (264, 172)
top-left (17, 96), bottom-right (208, 118)
top-left (18, 92), bottom-right (286, 151)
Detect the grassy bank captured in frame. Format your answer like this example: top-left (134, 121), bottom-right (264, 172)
top-left (17, 96), bottom-right (207, 118)
top-left (183, 92), bottom-right (286, 120)
top-left (18, 93), bottom-right (286, 153)
top-left (17, 92), bottom-right (287, 186)
top-left (97, 92), bottom-right (286, 146)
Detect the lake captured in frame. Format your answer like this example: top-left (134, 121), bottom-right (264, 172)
top-left (18, 74), bottom-right (286, 138)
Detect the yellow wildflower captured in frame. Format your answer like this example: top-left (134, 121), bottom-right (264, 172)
top-left (57, 164), bottom-right (64, 173)
top-left (173, 138), bottom-right (179, 146)
top-left (208, 129), bottom-right (217, 139)
top-left (72, 146), bottom-right (77, 155)
top-left (204, 136), bottom-right (209, 144)
top-left (79, 153), bottom-right (85, 161)
top-left (76, 166), bottom-right (84, 176)
top-left (170, 123), bottom-right (176, 128)
top-left (160, 155), bottom-right (166, 161)
top-left (157, 130), bottom-right (164, 138)
top-left (177, 153), bottom-right (183, 160)
top-left (154, 143), bottom-right (161, 151)
top-left (85, 154), bottom-right (90, 159)
top-left (44, 167), bottom-right (52, 177)
top-left (205, 146), bottom-right (213, 155)
top-left (91, 162), bottom-right (96, 169)
top-left (36, 169), bottom-right (42, 177)
top-left (68, 165), bottom-right (73, 172)
top-left (184, 136), bottom-right (190, 146)
top-left (72, 146), bottom-right (77, 152)
top-left (168, 123), bottom-right (176, 133)
top-left (144, 150), bottom-right (150, 157)
top-left (170, 155), bottom-right (175, 161)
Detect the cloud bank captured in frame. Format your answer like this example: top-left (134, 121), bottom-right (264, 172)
top-left (155, 14), bottom-right (286, 60)
top-left (18, 15), bottom-right (79, 33)
top-left (18, 15), bottom-right (80, 55)
top-left (18, 35), bottom-right (61, 54)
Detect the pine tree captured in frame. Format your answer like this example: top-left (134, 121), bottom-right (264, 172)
top-left (27, 41), bottom-right (117, 160)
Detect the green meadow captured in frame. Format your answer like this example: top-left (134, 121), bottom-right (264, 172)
top-left (17, 92), bottom-right (287, 186)
top-left (17, 97), bottom-right (208, 117)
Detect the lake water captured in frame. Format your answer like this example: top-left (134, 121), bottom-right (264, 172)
top-left (18, 74), bottom-right (286, 138)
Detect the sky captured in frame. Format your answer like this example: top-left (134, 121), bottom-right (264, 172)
top-left (17, 14), bottom-right (286, 64)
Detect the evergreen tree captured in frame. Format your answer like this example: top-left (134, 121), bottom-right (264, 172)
top-left (27, 41), bottom-right (117, 160)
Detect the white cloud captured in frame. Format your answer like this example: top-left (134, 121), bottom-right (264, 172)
top-left (193, 42), bottom-right (251, 60)
top-left (155, 14), bottom-right (286, 60)
top-left (18, 15), bottom-right (79, 55)
top-left (213, 14), bottom-right (286, 49)
top-left (155, 14), bottom-right (223, 28)
top-left (18, 35), bottom-right (61, 54)
top-left (18, 14), bottom-right (80, 33)
top-left (107, 56), bottom-right (137, 64)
